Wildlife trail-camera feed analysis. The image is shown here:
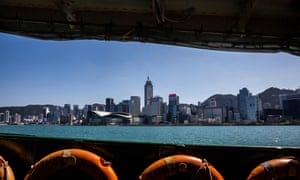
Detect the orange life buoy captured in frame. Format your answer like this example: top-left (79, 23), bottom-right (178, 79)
top-left (247, 157), bottom-right (300, 180)
top-left (139, 154), bottom-right (223, 180)
top-left (0, 156), bottom-right (15, 180)
top-left (24, 148), bottom-right (118, 180)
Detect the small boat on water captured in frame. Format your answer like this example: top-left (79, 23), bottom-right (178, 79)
top-left (0, 0), bottom-right (300, 179)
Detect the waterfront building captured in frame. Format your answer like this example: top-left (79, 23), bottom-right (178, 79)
top-left (178, 104), bottom-right (192, 123)
top-left (63, 104), bottom-right (71, 116)
top-left (162, 102), bottom-right (168, 122)
top-left (280, 93), bottom-right (300, 120)
top-left (43, 107), bottom-right (50, 122)
top-left (117, 100), bottom-right (130, 113)
top-left (237, 88), bottom-right (250, 120)
top-left (168, 94), bottom-right (179, 123)
top-left (52, 106), bottom-right (61, 124)
top-left (189, 104), bottom-right (201, 123)
top-left (92, 104), bottom-right (105, 111)
top-left (61, 104), bottom-right (72, 124)
top-left (13, 113), bottom-right (22, 124)
top-left (73, 104), bottom-right (81, 120)
top-left (246, 96), bottom-right (258, 122)
top-left (129, 96), bottom-right (141, 116)
top-left (237, 88), bottom-right (259, 123)
top-left (234, 113), bottom-right (241, 122)
top-left (203, 107), bottom-right (226, 124)
top-left (106, 98), bottom-right (116, 112)
top-left (0, 113), bottom-right (4, 122)
top-left (149, 96), bottom-right (164, 123)
top-left (4, 110), bottom-right (10, 124)
top-left (87, 110), bottom-right (132, 125)
top-left (144, 76), bottom-right (153, 115)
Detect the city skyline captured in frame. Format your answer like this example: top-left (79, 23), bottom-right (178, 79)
top-left (1, 32), bottom-right (300, 108)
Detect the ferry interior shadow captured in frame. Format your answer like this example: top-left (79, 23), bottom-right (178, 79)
top-left (0, 134), bottom-right (300, 180)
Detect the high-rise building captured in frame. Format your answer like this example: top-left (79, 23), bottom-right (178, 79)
top-left (117, 100), bottom-right (130, 113)
top-left (73, 105), bottom-right (81, 120)
top-left (237, 88), bottom-right (250, 120)
top-left (62, 104), bottom-right (72, 124)
top-left (150, 96), bottom-right (164, 116)
top-left (168, 94), bottom-right (179, 123)
top-left (106, 98), bottom-right (115, 112)
top-left (178, 104), bottom-right (192, 123)
top-left (247, 96), bottom-right (258, 121)
top-left (0, 113), bottom-right (4, 122)
top-left (280, 93), bottom-right (300, 119)
top-left (129, 96), bottom-right (141, 115)
top-left (144, 76), bottom-right (153, 114)
top-left (43, 107), bottom-right (50, 122)
top-left (63, 104), bottom-right (71, 116)
top-left (52, 106), bottom-right (61, 124)
top-left (148, 96), bottom-right (164, 123)
top-left (237, 88), bottom-right (259, 122)
top-left (4, 110), bottom-right (10, 123)
top-left (14, 113), bottom-right (22, 124)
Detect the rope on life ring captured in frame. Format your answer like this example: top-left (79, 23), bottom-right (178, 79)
top-left (138, 154), bottom-right (224, 180)
top-left (24, 148), bottom-right (118, 180)
top-left (0, 156), bottom-right (15, 180)
top-left (247, 157), bottom-right (300, 180)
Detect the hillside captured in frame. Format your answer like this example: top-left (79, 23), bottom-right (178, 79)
top-left (201, 87), bottom-right (297, 110)
top-left (0, 105), bottom-right (58, 116)
top-left (201, 94), bottom-right (237, 110)
top-left (258, 87), bottom-right (295, 109)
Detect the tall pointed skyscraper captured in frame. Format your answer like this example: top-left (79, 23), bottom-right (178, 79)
top-left (144, 76), bottom-right (153, 113)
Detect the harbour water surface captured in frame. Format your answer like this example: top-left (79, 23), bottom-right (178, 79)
top-left (0, 125), bottom-right (299, 147)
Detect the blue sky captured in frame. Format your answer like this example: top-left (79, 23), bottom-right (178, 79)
top-left (1, 32), bottom-right (300, 107)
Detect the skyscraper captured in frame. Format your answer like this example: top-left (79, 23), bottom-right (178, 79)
top-left (168, 94), bottom-right (179, 123)
top-left (237, 88), bottom-right (259, 122)
top-left (129, 96), bottom-right (141, 116)
top-left (63, 104), bottom-right (71, 116)
top-left (149, 96), bottom-right (164, 123)
top-left (150, 96), bottom-right (164, 116)
top-left (237, 88), bottom-right (250, 120)
top-left (144, 76), bottom-right (153, 114)
top-left (4, 110), bottom-right (10, 123)
top-left (106, 98), bottom-right (115, 112)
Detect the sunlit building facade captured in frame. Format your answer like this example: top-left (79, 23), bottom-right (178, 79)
top-left (129, 96), bottom-right (141, 116)
top-left (144, 76), bottom-right (153, 115)
top-left (237, 88), bottom-right (259, 123)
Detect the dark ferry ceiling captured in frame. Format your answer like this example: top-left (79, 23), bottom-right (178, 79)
top-left (0, 0), bottom-right (299, 56)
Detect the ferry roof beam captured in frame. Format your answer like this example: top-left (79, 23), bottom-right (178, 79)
top-left (236, 0), bottom-right (256, 33)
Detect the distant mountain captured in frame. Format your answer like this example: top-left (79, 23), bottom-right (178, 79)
top-left (201, 87), bottom-right (297, 111)
top-left (258, 87), bottom-right (295, 109)
top-left (201, 94), bottom-right (237, 110)
top-left (0, 105), bottom-right (58, 116)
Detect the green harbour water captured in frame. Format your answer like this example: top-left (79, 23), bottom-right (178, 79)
top-left (0, 125), bottom-right (299, 147)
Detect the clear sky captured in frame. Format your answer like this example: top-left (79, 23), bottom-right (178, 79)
top-left (1, 32), bottom-right (300, 108)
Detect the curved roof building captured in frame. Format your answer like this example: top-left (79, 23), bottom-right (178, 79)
top-left (87, 111), bottom-right (133, 125)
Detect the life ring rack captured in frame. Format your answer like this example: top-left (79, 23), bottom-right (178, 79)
top-left (247, 157), bottom-right (300, 180)
top-left (24, 148), bottom-right (118, 180)
top-left (0, 155), bottom-right (15, 180)
top-left (138, 154), bottom-right (224, 180)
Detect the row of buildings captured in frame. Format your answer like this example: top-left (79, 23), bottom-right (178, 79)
top-left (1, 77), bottom-right (299, 125)
top-left (85, 77), bottom-right (300, 125)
